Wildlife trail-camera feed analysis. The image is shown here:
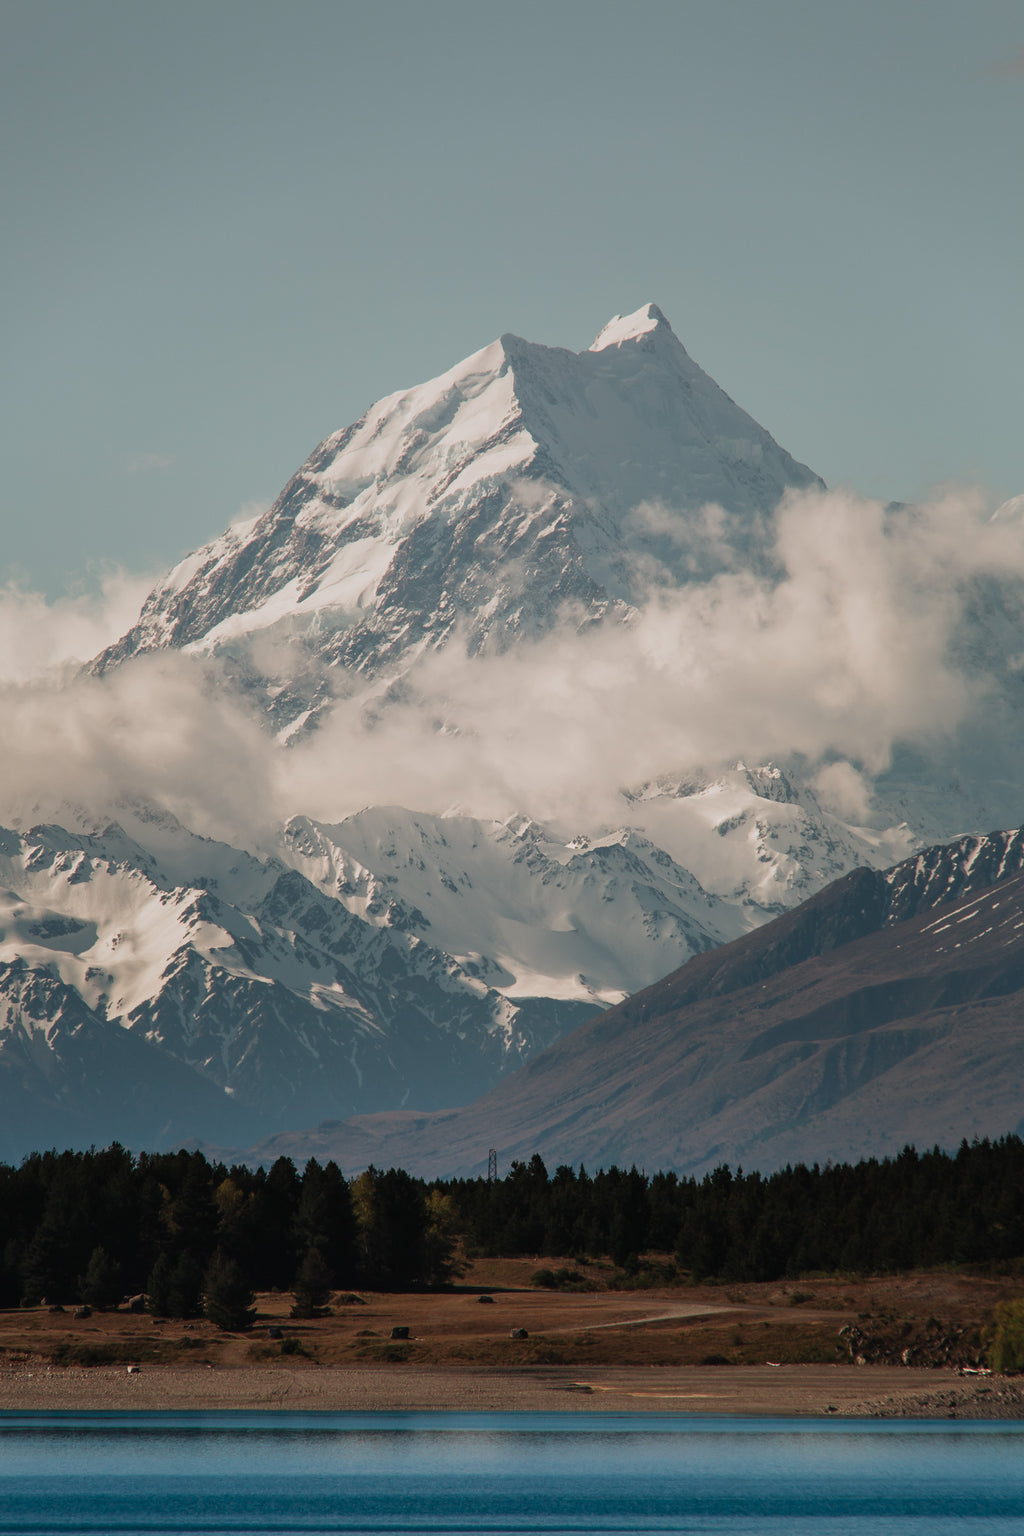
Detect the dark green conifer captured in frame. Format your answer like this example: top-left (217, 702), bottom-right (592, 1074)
top-left (165, 1156), bottom-right (219, 1266)
top-left (147, 1251), bottom-right (203, 1318)
top-left (203, 1249), bottom-right (256, 1331)
top-left (22, 1212), bottom-right (75, 1304)
top-left (146, 1252), bottom-right (174, 1316)
top-left (291, 1247), bottom-right (333, 1318)
top-left (79, 1246), bottom-right (122, 1310)
top-left (295, 1159), bottom-right (357, 1285)
top-left (354, 1167), bottom-right (428, 1289)
top-left (168, 1252), bottom-right (203, 1319)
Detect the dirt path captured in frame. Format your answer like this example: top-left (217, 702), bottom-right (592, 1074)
top-left (555, 1303), bottom-right (730, 1332)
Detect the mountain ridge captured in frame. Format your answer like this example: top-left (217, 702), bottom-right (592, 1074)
top-left (215, 825), bottom-right (1024, 1178)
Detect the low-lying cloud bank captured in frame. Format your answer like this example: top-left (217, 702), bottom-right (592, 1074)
top-left (285, 486), bottom-right (1024, 828)
top-left (2, 487), bottom-right (1022, 848)
top-left (0, 570), bottom-right (152, 684)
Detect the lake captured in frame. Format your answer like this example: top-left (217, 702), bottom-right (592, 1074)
top-left (1, 1410), bottom-right (1022, 1534)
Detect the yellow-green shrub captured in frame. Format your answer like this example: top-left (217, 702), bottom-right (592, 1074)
top-left (987, 1299), bottom-right (1024, 1373)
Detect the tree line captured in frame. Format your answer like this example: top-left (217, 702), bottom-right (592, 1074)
top-left (0, 1148), bottom-right (459, 1327)
top-left (1, 1136), bottom-right (1022, 1326)
top-left (450, 1136), bottom-right (1024, 1277)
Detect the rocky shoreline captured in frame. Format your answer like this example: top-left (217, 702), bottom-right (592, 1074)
top-left (2, 1362), bottom-right (1022, 1418)
top-left (838, 1378), bottom-right (1024, 1419)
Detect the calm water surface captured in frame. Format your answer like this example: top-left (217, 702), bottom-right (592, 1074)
top-left (1, 1410), bottom-right (1022, 1535)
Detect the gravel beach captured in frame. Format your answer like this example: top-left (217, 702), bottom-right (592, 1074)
top-left (2, 1362), bottom-right (1022, 1417)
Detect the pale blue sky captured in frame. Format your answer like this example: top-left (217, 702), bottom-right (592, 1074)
top-left (3, 0), bottom-right (1021, 597)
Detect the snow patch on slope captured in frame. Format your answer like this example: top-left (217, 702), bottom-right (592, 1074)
top-left (283, 806), bottom-right (741, 1005)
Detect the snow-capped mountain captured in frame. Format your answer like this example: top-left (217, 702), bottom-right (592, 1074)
top-left (0, 775), bottom-right (921, 1161)
top-left (97, 303), bottom-right (822, 724)
top-left (0, 811), bottom-right (599, 1160)
top-left (232, 825), bottom-right (1024, 1178)
top-left (5, 303), bottom-right (1018, 1161)
top-left (282, 807), bottom-right (742, 1008)
top-left (280, 768), bottom-right (920, 1011)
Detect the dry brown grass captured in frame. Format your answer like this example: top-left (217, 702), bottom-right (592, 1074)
top-left (1, 1259), bottom-right (1019, 1373)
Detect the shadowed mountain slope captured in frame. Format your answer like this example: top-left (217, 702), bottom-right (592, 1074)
top-left (229, 828), bottom-right (1024, 1176)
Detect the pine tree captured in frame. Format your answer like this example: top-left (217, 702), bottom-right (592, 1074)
top-left (0, 1238), bottom-right (23, 1309)
top-left (424, 1189), bottom-right (463, 1285)
top-left (146, 1252), bottom-right (174, 1316)
top-left (148, 1251), bottom-right (203, 1318)
top-left (291, 1247), bottom-right (333, 1318)
top-left (354, 1167), bottom-right (428, 1289)
top-left (168, 1253), bottom-right (203, 1319)
top-left (253, 1157), bottom-right (301, 1289)
top-left (294, 1160), bottom-right (357, 1285)
top-left (21, 1219), bottom-right (67, 1305)
top-left (79, 1246), bottom-right (122, 1311)
top-left (203, 1249), bottom-right (256, 1331)
top-left (164, 1156), bottom-right (219, 1267)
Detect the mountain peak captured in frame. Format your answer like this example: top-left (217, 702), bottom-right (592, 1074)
top-left (589, 302), bottom-right (674, 352)
top-left (97, 304), bottom-right (822, 681)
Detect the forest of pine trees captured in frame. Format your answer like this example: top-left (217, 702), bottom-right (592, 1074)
top-left (1, 1137), bottom-right (1022, 1323)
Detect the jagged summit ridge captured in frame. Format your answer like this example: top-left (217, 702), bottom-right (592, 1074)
top-left (98, 305), bottom-right (822, 692)
top-left (589, 301), bottom-right (672, 350)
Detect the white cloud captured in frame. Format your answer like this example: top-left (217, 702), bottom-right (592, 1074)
top-left (811, 761), bottom-right (876, 823)
top-left (1, 485), bottom-right (1021, 849)
top-left (0, 652), bottom-right (276, 848)
top-left (0, 574), bottom-right (274, 847)
top-left (283, 486), bottom-right (1024, 827)
top-left (0, 570), bottom-right (152, 684)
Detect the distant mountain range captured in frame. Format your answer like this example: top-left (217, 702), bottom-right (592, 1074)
top-left (2, 305), bottom-right (1022, 1164)
top-left (225, 825), bottom-right (1024, 1176)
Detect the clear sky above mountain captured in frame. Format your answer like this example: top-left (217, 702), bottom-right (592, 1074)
top-left (3, 0), bottom-right (1021, 598)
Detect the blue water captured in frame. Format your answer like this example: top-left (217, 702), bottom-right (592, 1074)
top-left (1, 1411), bottom-right (1022, 1535)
